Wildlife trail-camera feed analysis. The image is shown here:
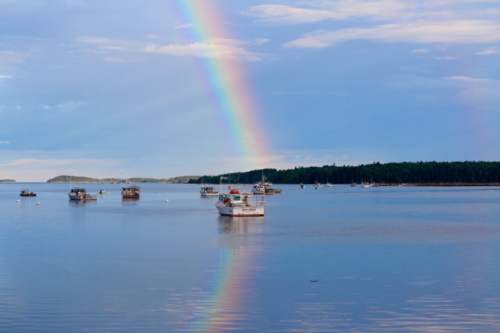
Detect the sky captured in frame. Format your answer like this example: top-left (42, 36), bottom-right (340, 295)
top-left (1, 0), bottom-right (500, 181)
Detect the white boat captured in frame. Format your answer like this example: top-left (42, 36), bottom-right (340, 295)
top-left (200, 186), bottom-right (219, 197)
top-left (215, 189), bottom-right (265, 216)
top-left (68, 187), bottom-right (97, 201)
top-left (361, 182), bottom-right (373, 188)
top-left (313, 182), bottom-right (322, 188)
top-left (252, 182), bottom-right (266, 195)
top-left (251, 171), bottom-right (282, 195)
top-left (326, 182), bottom-right (333, 187)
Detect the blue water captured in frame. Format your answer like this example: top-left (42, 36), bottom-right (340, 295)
top-left (1, 183), bottom-right (500, 332)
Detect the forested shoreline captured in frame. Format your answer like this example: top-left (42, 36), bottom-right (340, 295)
top-left (189, 161), bottom-right (500, 184)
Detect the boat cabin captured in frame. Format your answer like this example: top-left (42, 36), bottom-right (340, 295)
top-left (122, 185), bottom-right (140, 198)
top-left (70, 187), bottom-right (86, 194)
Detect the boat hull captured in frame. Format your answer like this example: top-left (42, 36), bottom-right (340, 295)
top-left (122, 194), bottom-right (139, 199)
top-left (68, 194), bottom-right (97, 201)
top-left (200, 192), bottom-right (218, 197)
top-left (215, 203), bottom-right (264, 217)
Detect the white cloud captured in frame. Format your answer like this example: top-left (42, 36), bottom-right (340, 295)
top-left (444, 76), bottom-right (489, 82)
top-left (284, 20), bottom-right (500, 48)
top-left (56, 101), bottom-right (84, 111)
top-left (174, 23), bottom-right (193, 29)
top-left (0, 157), bottom-right (125, 182)
top-left (244, 4), bottom-right (344, 24)
top-left (244, 1), bottom-right (409, 24)
top-left (76, 36), bottom-right (263, 62)
top-left (0, 158), bottom-right (120, 168)
top-left (143, 42), bottom-right (261, 62)
top-left (433, 56), bottom-right (457, 60)
top-left (411, 48), bottom-right (429, 53)
top-left (253, 38), bottom-right (270, 45)
top-left (0, 51), bottom-right (26, 70)
top-left (477, 47), bottom-right (500, 55)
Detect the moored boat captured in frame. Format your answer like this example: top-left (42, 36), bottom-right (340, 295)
top-left (252, 171), bottom-right (282, 195)
top-left (20, 189), bottom-right (36, 197)
top-left (98, 189), bottom-right (105, 194)
top-left (122, 185), bottom-right (140, 199)
top-left (200, 186), bottom-right (219, 197)
top-left (350, 182), bottom-right (357, 187)
top-left (327, 182), bottom-right (333, 187)
top-left (252, 181), bottom-right (267, 195)
top-left (215, 188), bottom-right (265, 216)
top-left (300, 183), bottom-right (305, 189)
top-left (68, 187), bottom-right (97, 201)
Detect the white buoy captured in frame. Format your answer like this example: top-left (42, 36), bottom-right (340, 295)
top-left (166, 200), bottom-right (169, 203)
top-left (17, 200), bottom-right (20, 203)
top-left (36, 202), bottom-right (40, 206)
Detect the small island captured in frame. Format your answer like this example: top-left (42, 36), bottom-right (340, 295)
top-left (47, 175), bottom-right (201, 184)
top-left (0, 179), bottom-right (16, 183)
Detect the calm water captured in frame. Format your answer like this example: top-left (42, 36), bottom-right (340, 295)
top-left (1, 183), bottom-right (500, 332)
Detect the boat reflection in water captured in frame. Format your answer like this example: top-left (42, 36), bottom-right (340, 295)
top-left (121, 197), bottom-right (139, 202)
top-left (187, 216), bottom-right (265, 332)
top-left (218, 216), bottom-right (265, 235)
top-left (68, 200), bottom-right (96, 207)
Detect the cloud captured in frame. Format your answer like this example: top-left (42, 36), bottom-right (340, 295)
top-left (284, 20), bottom-right (500, 48)
top-left (411, 48), bottom-right (429, 54)
top-left (0, 141), bottom-right (10, 144)
top-left (0, 158), bottom-right (121, 168)
top-left (143, 42), bottom-right (261, 62)
top-left (433, 56), bottom-right (457, 60)
top-left (444, 76), bottom-right (489, 82)
top-left (76, 36), bottom-right (263, 62)
top-left (56, 101), bottom-right (84, 111)
top-left (0, 51), bottom-right (26, 69)
top-left (244, 1), bottom-right (409, 24)
top-left (244, 4), bottom-right (344, 24)
top-left (253, 38), bottom-right (270, 45)
top-left (0, 157), bottom-right (125, 182)
top-left (477, 47), bottom-right (500, 55)
top-left (174, 23), bottom-right (193, 29)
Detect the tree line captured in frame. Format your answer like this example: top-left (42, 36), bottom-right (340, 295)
top-left (189, 161), bottom-right (500, 184)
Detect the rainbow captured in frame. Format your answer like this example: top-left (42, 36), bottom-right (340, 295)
top-left (172, 0), bottom-right (270, 171)
top-left (167, 2), bottom-right (267, 330)
top-left (189, 247), bottom-right (260, 332)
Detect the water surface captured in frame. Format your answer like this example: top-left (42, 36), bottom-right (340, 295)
top-left (1, 183), bottom-right (500, 332)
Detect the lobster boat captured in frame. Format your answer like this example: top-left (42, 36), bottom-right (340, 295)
top-left (122, 185), bottom-right (140, 199)
top-left (200, 186), bottom-right (219, 197)
top-left (20, 189), bottom-right (36, 197)
top-left (216, 188), bottom-right (265, 217)
top-left (68, 187), bottom-right (97, 201)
